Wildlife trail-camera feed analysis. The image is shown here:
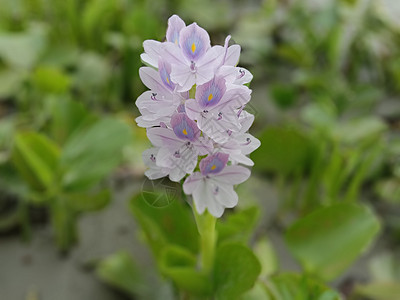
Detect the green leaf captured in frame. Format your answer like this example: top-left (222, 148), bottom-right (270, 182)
top-left (12, 132), bottom-right (60, 192)
top-left (252, 126), bottom-right (315, 175)
top-left (50, 97), bottom-right (94, 145)
top-left (60, 118), bottom-right (131, 191)
top-left (0, 70), bottom-right (26, 99)
top-left (217, 206), bottom-right (260, 243)
top-left (32, 66), bottom-right (71, 94)
top-left (74, 52), bottom-right (110, 88)
top-left (354, 282), bottom-right (400, 300)
top-left (0, 24), bottom-right (47, 69)
top-left (213, 242), bottom-right (261, 299)
top-left (160, 245), bottom-right (211, 296)
top-left (97, 251), bottom-right (146, 298)
top-left (333, 117), bottom-right (387, 146)
top-left (240, 282), bottom-right (272, 300)
top-left (286, 203), bottom-right (380, 281)
top-left (50, 198), bottom-right (78, 250)
top-left (130, 192), bottom-right (199, 255)
top-left (264, 273), bottom-right (342, 300)
top-left (64, 189), bottom-right (110, 212)
top-left (270, 83), bottom-right (297, 110)
top-left (253, 237), bottom-right (278, 277)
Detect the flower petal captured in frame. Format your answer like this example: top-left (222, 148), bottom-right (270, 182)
top-left (196, 77), bottom-right (226, 108)
top-left (213, 181), bottom-right (238, 208)
top-left (171, 113), bottom-right (199, 141)
top-left (179, 23), bottom-right (210, 61)
top-left (141, 40), bottom-right (163, 67)
top-left (171, 64), bottom-right (196, 92)
top-left (213, 165), bottom-right (251, 185)
top-left (146, 127), bottom-right (182, 148)
top-left (184, 99), bottom-right (202, 121)
top-left (166, 15), bottom-right (186, 45)
top-left (200, 153), bottom-right (229, 176)
top-left (224, 45), bottom-right (241, 66)
top-left (139, 67), bottom-right (171, 95)
top-left (183, 172), bottom-right (203, 194)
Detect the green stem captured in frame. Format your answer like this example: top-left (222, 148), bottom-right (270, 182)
top-left (193, 205), bottom-right (216, 274)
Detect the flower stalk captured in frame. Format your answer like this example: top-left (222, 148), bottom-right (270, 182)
top-left (193, 205), bottom-right (216, 274)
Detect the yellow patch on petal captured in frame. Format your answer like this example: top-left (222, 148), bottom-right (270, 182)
top-left (182, 128), bottom-right (188, 135)
top-left (211, 165), bottom-right (216, 170)
top-left (208, 94), bottom-right (213, 101)
top-left (166, 76), bottom-right (170, 84)
top-left (191, 43), bottom-right (196, 53)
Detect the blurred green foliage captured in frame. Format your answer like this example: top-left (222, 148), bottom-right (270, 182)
top-left (0, 0), bottom-right (399, 299)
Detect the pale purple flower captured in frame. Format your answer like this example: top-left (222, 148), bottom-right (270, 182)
top-left (185, 77), bottom-right (251, 142)
top-left (183, 153), bottom-right (251, 217)
top-left (146, 113), bottom-right (212, 182)
top-left (137, 15), bottom-right (258, 217)
top-left (161, 23), bottom-right (226, 91)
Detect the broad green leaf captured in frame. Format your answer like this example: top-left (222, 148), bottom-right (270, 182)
top-left (97, 251), bottom-right (147, 298)
top-left (74, 52), bottom-right (110, 88)
top-left (217, 206), bottom-right (260, 243)
top-left (50, 97), bottom-right (95, 145)
top-left (301, 101), bottom-right (337, 129)
top-left (252, 127), bottom-right (315, 175)
top-left (50, 198), bottom-right (78, 250)
top-left (32, 66), bottom-right (70, 94)
top-left (60, 118), bottom-right (131, 191)
top-left (160, 245), bottom-right (197, 268)
top-left (354, 282), bottom-right (400, 300)
top-left (286, 203), bottom-right (380, 281)
top-left (254, 237), bottom-right (278, 277)
top-left (264, 273), bottom-right (342, 300)
top-left (12, 132), bottom-right (60, 192)
top-left (124, 5), bottom-right (164, 40)
top-left (130, 192), bottom-right (199, 255)
top-left (213, 242), bottom-right (261, 299)
top-left (64, 189), bottom-right (110, 212)
top-left (0, 70), bottom-right (26, 99)
top-left (240, 282), bottom-right (272, 300)
top-left (160, 245), bottom-right (211, 296)
top-left (0, 24), bottom-right (47, 69)
top-left (333, 117), bottom-right (387, 146)
top-left (270, 83), bottom-right (297, 110)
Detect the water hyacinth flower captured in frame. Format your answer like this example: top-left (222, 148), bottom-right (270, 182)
top-left (136, 14), bottom-right (260, 217)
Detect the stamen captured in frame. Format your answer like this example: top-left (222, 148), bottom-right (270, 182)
top-left (190, 61), bottom-right (196, 71)
top-left (150, 154), bottom-right (156, 162)
top-left (217, 112), bottom-right (223, 120)
top-left (242, 137), bottom-right (251, 146)
top-left (238, 69), bottom-right (245, 79)
top-left (237, 105), bottom-right (245, 117)
top-left (174, 150), bottom-right (181, 158)
top-left (213, 186), bottom-right (219, 195)
top-left (151, 92), bottom-right (158, 101)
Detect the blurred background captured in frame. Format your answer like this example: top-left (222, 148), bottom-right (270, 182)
top-left (0, 0), bottom-right (399, 299)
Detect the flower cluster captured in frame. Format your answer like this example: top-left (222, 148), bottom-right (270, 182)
top-left (136, 15), bottom-right (260, 217)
